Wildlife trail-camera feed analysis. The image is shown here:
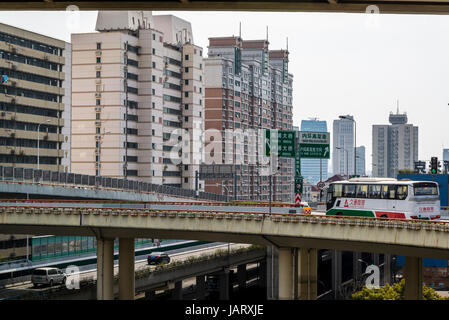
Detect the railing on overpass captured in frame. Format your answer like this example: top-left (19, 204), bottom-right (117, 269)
top-left (0, 165), bottom-right (228, 203)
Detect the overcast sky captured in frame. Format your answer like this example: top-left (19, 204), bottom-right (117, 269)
top-left (1, 10), bottom-right (448, 172)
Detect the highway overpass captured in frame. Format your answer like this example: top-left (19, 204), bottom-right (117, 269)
top-left (1, 202), bottom-right (448, 299)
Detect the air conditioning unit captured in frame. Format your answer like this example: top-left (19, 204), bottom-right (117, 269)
top-left (95, 121), bottom-right (101, 126)
top-left (95, 92), bottom-right (101, 97)
top-left (95, 50), bottom-right (102, 56)
top-left (10, 81), bottom-right (16, 87)
top-left (96, 79), bottom-right (101, 84)
top-left (11, 64), bottom-right (17, 70)
top-left (95, 65), bottom-right (102, 70)
top-left (95, 135), bottom-right (101, 141)
top-left (11, 47), bottom-right (17, 53)
top-left (43, 55), bottom-right (48, 61)
top-left (10, 98), bottom-right (16, 104)
top-left (95, 106), bottom-right (102, 112)
top-left (9, 149), bottom-right (15, 155)
top-left (1, 112), bottom-right (5, 117)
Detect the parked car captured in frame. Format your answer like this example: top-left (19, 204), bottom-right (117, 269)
top-left (147, 252), bottom-right (170, 265)
top-left (31, 267), bottom-right (66, 287)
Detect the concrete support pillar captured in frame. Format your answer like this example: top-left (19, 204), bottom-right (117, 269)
top-left (96, 237), bottom-right (114, 300)
top-left (298, 248), bottom-right (317, 300)
top-left (172, 281), bottom-right (183, 300)
top-left (266, 246), bottom-right (278, 300)
top-left (118, 237), bottom-right (135, 300)
top-left (237, 264), bottom-right (247, 290)
top-left (373, 253), bottom-right (380, 267)
top-left (353, 252), bottom-right (362, 290)
top-left (278, 248), bottom-right (295, 300)
top-left (404, 256), bottom-right (423, 300)
top-left (259, 260), bottom-right (267, 292)
top-left (196, 275), bottom-right (206, 300)
top-left (219, 270), bottom-right (230, 300)
top-left (383, 254), bottom-right (392, 286)
top-left (331, 250), bottom-right (342, 299)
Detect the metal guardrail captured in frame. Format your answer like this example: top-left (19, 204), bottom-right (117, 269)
top-left (0, 165), bottom-right (229, 203)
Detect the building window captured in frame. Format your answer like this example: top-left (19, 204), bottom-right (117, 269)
top-left (96, 42), bottom-right (101, 50)
top-left (152, 62), bottom-right (156, 68)
top-left (152, 48), bottom-right (155, 54)
top-left (185, 54), bottom-right (189, 60)
top-left (185, 79), bottom-right (189, 85)
top-left (185, 67), bottom-right (189, 73)
top-left (96, 99), bottom-right (101, 105)
top-left (152, 34), bottom-right (156, 40)
top-left (96, 71), bottom-right (101, 78)
top-left (185, 104), bottom-right (189, 110)
top-left (96, 57), bottom-right (101, 64)
top-left (184, 92), bottom-right (189, 97)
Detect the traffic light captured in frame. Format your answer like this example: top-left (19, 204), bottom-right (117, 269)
top-left (430, 157), bottom-right (440, 174)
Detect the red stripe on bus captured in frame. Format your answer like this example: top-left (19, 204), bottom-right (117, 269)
top-left (375, 211), bottom-right (406, 219)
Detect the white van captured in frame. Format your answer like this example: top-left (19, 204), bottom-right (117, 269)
top-left (31, 267), bottom-right (66, 287)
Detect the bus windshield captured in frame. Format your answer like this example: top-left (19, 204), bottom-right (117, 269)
top-left (413, 183), bottom-right (438, 196)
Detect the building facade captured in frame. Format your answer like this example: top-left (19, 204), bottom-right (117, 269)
top-left (356, 145), bottom-right (366, 176)
top-left (204, 36), bottom-right (294, 202)
top-left (0, 23), bottom-right (71, 261)
top-left (0, 23), bottom-right (71, 172)
top-left (300, 119), bottom-right (328, 185)
top-left (71, 11), bottom-right (204, 190)
top-left (372, 110), bottom-right (418, 178)
top-left (332, 115), bottom-right (355, 176)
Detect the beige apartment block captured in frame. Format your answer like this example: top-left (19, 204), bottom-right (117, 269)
top-left (71, 11), bottom-right (204, 190)
top-left (0, 23), bottom-right (71, 172)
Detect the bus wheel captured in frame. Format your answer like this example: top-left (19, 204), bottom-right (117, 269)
top-left (336, 212), bottom-right (343, 216)
top-left (380, 214), bottom-right (387, 218)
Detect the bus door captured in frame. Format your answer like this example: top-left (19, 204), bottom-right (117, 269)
top-left (377, 184), bottom-right (399, 218)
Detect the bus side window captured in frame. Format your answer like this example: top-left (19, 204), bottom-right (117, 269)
top-left (333, 184), bottom-right (342, 198)
top-left (381, 185), bottom-right (389, 199)
top-left (396, 185), bottom-right (408, 200)
top-left (388, 185), bottom-right (397, 199)
top-left (356, 184), bottom-right (368, 198)
top-left (369, 185), bottom-right (381, 199)
top-left (343, 184), bottom-right (356, 198)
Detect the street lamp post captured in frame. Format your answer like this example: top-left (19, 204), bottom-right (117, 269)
top-left (339, 115), bottom-right (356, 176)
top-left (336, 147), bottom-right (348, 178)
top-left (37, 119), bottom-right (50, 170)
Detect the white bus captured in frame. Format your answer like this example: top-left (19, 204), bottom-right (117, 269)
top-left (325, 178), bottom-right (440, 220)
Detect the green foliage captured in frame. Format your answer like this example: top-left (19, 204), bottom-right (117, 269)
top-left (352, 279), bottom-right (447, 300)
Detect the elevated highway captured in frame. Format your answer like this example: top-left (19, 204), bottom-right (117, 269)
top-left (0, 200), bottom-right (448, 299)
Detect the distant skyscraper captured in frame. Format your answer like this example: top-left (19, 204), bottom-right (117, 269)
top-left (444, 149), bottom-right (449, 162)
top-left (333, 115), bottom-right (354, 176)
top-left (372, 109), bottom-right (418, 178)
top-left (356, 146), bottom-right (366, 176)
top-left (300, 119), bottom-right (328, 185)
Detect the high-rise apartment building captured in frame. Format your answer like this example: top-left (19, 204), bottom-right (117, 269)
top-left (0, 23), bottom-right (71, 172)
top-left (71, 11), bottom-right (204, 190)
top-left (356, 145), bottom-right (366, 176)
top-left (204, 36), bottom-right (294, 201)
top-left (372, 110), bottom-right (418, 177)
top-left (0, 23), bottom-right (71, 261)
top-left (333, 115), bottom-right (355, 176)
top-left (300, 118), bottom-right (328, 185)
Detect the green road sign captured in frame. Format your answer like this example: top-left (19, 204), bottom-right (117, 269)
top-left (299, 143), bottom-right (330, 159)
top-left (298, 131), bottom-right (330, 159)
top-left (265, 129), bottom-right (295, 158)
top-left (295, 147), bottom-right (301, 177)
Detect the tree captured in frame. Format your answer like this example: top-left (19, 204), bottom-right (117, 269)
top-left (352, 280), bottom-right (447, 300)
